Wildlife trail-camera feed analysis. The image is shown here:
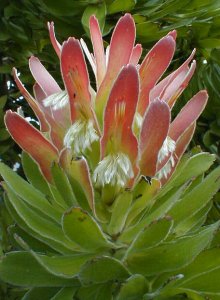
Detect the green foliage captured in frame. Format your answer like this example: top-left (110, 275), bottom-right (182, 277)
top-left (0, 151), bottom-right (220, 299)
top-left (1, 0), bottom-right (220, 168)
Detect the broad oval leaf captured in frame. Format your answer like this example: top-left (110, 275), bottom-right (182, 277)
top-left (125, 217), bottom-right (173, 258)
top-left (0, 252), bottom-right (78, 287)
top-left (79, 256), bottom-right (130, 285)
top-left (117, 274), bottom-right (148, 300)
top-left (62, 207), bottom-right (113, 251)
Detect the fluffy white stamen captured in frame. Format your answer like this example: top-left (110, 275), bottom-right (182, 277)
top-left (157, 136), bottom-right (176, 180)
top-left (158, 136), bottom-right (176, 164)
top-left (64, 119), bottom-right (99, 155)
top-left (43, 90), bottom-right (69, 110)
top-left (93, 153), bottom-right (134, 187)
top-left (156, 155), bottom-right (176, 180)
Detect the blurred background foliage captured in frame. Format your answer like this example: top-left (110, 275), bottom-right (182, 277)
top-left (1, 0), bottom-right (220, 297)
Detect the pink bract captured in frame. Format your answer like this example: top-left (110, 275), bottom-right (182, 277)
top-left (5, 14), bottom-right (208, 191)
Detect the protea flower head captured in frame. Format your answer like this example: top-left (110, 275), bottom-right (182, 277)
top-left (2, 13), bottom-right (220, 300)
top-left (6, 14), bottom-right (207, 196)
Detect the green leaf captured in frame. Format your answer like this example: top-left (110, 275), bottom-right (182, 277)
top-left (48, 184), bottom-right (69, 210)
top-left (51, 162), bottom-right (77, 207)
top-left (0, 95), bottom-right (7, 109)
top-left (175, 201), bottom-right (212, 236)
top-left (77, 283), bottom-right (113, 300)
top-left (119, 185), bottom-right (185, 244)
top-left (125, 178), bottom-right (160, 227)
top-left (180, 248), bottom-right (220, 280)
top-left (125, 217), bottom-right (173, 257)
top-left (4, 193), bottom-right (73, 255)
top-left (3, 19), bottom-right (29, 42)
top-left (136, 22), bottom-right (160, 42)
top-left (0, 162), bottom-right (62, 223)
top-left (0, 128), bottom-right (10, 141)
top-left (8, 224), bottom-right (54, 253)
top-left (51, 287), bottom-right (78, 300)
top-left (198, 38), bottom-right (220, 49)
top-left (159, 153), bottom-right (215, 197)
top-left (82, 3), bottom-right (106, 35)
top-left (4, 184), bottom-right (80, 253)
top-left (117, 274), bottom-right (148, 300)
top-left (41, 0), bottom-right (86, 16)
top-left (169, 249), bottom-right (220, 295)
top-left (0, 251), bottom-right (78, 287)
top-left (126, 223), bottom-right (219, 276)
top-left (79, 256), bottom-right (130, 285)
top-left (62, 207), bottom-right (113, 251)
top-left (27, 250), bottom-right (94, 279)
top-left (22, 151), bottom-right (51, 196)
top-left (107, 0), bottom-right (136, 15)
top-left (168, 167), bottom-right (220, 229)
top-left (22, 288), bottom-right (59, 300)
top-left (107, 192), bottom-right (133, 236)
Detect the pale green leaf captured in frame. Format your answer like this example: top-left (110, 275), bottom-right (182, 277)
top-left (0, 162), bottom-right (62, 223)
top-left (126, 223), bottom-right (219, 276)
top-left (79, 256), bottom-right (130, 285)
top-left (62, 207), bottom-right (113, 251)
top-left (117, 274), bottom-right (148, 300)
top-left (108, 191), bottom-right (133, 236)
top-left (0, 251), bottom-right (78, 287)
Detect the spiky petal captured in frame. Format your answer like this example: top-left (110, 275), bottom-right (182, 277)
top-left (150, 49), bottom-right (196, 106)
top-left (137, 33), bottom-right (176, 116)
top-left (94, 65), bottom-right (139, 187)
top-left (169, 90), bottom-right (208, 141)
top-left (130, 44), bottom-right (142, 65)
top-left (47, 21), bottom-right (61, 58)
top-left (12, 68), bottom-right (49, 132)
top-left (29, 56), bottom-right (61, 96)
top-left (95, 14), bottom-right (136, 126)
top-left (5, 111), bottom-right (58, 182)
top-left (139, 99), bottom-right (171, 177)
top-left (61, 37), bottom-right (96, 123)
top-left (89, 15), bottom-right (106, 87)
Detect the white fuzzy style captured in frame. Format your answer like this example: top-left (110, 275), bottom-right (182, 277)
top-left (64, 119), bottom-right (99, 155)
top-left (93, 153), bottom-right (134, 187)
top-left (157, 136), bottom-right (176, 164)
top-left (157, 136), bottom-right (176, 180)
top-left (156, 155), bottom-right (176, 180)
top-left (43, 90), bottom-right (69, 110)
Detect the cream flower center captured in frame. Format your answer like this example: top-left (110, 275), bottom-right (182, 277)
top-left (93, 153), bottom-right (134, 187)
top-left (43, 90), bottom-right (69, 110)
top-left (64, 119), bottom-right (99, 155)
top-left (157, 136), bottom-right (176, 180)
